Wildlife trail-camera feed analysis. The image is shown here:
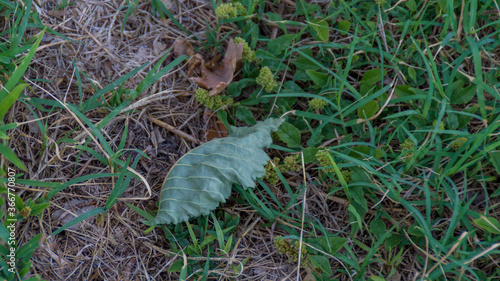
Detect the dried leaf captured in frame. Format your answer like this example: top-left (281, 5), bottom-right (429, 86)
top-left (173, 38), bottom-right (195, 57)
top-left (190, 38), bottom-right (243, 96)
top-left (173, 38), bottom-right (243, 95)
top-left (204, 108), bottom-right (228, 140)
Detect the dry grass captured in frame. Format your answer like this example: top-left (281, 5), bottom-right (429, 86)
top-left (15, 0), bottom-right (213, 279)
top-left (11, 0), bottom-right (332, 280)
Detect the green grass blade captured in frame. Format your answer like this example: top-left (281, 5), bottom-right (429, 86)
top-left (51, 207), bottom-right (105, 236)
top-left (47, 173), bottom-right (119, 199)
top-left (104, 154), bottom-right (140, 210)
top-left (0, 83), bottom-right (26, 119)
top-left (82, 62), bottom-right (148, 111)
top-left (0, 28), bottom-right (44, 102)
top-left (0, 143), bottom-right (27, 171)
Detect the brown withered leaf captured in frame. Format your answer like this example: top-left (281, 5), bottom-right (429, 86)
top-left (190, 38), bottom-right (243, 96)
top-left (203, 108), bottom-right (229, 140)
top-left (173, 38), bottom-right (195, 57)
top-left (173, 38), bottom-right (203, 76)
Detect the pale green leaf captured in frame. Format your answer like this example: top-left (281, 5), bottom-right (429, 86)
top-left (338, 20), bottom-right (351, 35)
top-left (308, 255), bottom-right (332, 275)
top-left (306, 70), bottom-right (329, 87)
top-left (408, 67), bottom-right (417, 81)
top-left (407, 0), bottom-right (417, 11)
top-left (0, 143), bottom-right (27, 171)
top-left (489, 151), bottom-right (500, 174)
top-left (360, 68), bottom-right (387, 85)
top-left (309, 236), bottom-right (347, 255)
top-left (349, 145), bottom-right (384, 159)
top-left (311, 18), bottom-right (329, 41)
top-left (394, 85), bottom-right (415, 98)
top-left (348, 203), bottom-right (363, 232)
top-left (451, 84), bottom-right (476, 105)
top-left (474, 216), bottom-right (500, 234)
top-left (153, 118), bottom-right (284, 225)
top-left (357, 100), bottom-right (379, 118)
top-left (276, 122), bottom-right (302, 148)
top-left (0, 83), bottom-right (26, 120)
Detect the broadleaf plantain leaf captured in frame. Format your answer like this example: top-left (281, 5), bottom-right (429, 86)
top-left (153, 118), bottom-right (284, 225)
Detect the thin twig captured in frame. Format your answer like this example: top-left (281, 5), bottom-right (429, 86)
top-left (148, 115), bottom-right (200, 144)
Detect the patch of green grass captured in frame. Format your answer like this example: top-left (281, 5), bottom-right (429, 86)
top-left (156, 0), bottom-right (500, 279)
top-left (0, 2), bottom-right (46, 279)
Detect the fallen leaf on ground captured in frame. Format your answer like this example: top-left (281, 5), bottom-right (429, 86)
top-left (173, 38), bottom-right (195, 57)
top-left (173, 38), bottom-right (202, 76)
top-left (204, 108), bottom-right (228, 140)
top-left (173, 38), bottom-right (243, 96)
top-left (191, 39), bottom-right (243, 95)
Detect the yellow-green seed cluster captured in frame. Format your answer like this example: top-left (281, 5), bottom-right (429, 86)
top-left (215, 2), bottom-right (245, 19)
top-left (273, 237), bottom-right (308, 263)
top-left (341, 169), bottom-right (352, 183)
top-left (20, 206), bottom-right (31, 219)
top-left (309, 97), bottom-right (328, 111)
top-left (432, 120), bottom-right (445, 131)
top-left (316, 150), bottom-right (335, 173)
top-left (401, 152), bottom-right (413, 163)
top-left (400, 138), bottom-right (414, 151)
top-left (233, 2), bottom-right (246, 15)
top-left (400, 138), bottom-right (414, 163)
top-left (234, 37), bottom-right (255, 62)
top-left (262, 155), bottom-right (301, 185)
top-left (450, 137), bottom-right (468, 151)
top-left (215, 3), bottom-right (238, 19)
top-left (263, 157), bottom-right (281, 185)
top-left (283, 155), bottom-right (301, 173)
top-left (256, 67), bottom-right (277, 93)
top-left (195, 88), bottom-right (234, 111)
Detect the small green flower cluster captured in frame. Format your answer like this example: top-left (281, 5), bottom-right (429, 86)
top-left (432, 120), bottom-right (445, 131)
top-left (283, 154), bottom-right (301, 173)
top-left (233, 2), bottom-right (246, 15)
top-left (256, 66), bottom-right (277, 93)
top-left (400, 138), bottom-right (414, 163)
top-left (215, 2), bottom-right (245, 19)
top-left (309, 97), bottom-right (328, 111)
top-left (341, 169), bottom-right (352, 183)
top-left (263, 157), bottom-right (281, 185)
top-left (316, 150), bottom-right (334, 173)
top-left (262, 155), bottom-right (301, 185)
top-left (274, 236), bottom-right (308, 263)
top-left (20, 206), bottom-right (31, 219)
top-left (450, 137), bottom-right (468, 151)
top-left (234, 37), bottom-right (255, 62)
top-left (400, 138), bottom-right (414, 151)
top-left (195, 88), bottom-right (234, 111)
